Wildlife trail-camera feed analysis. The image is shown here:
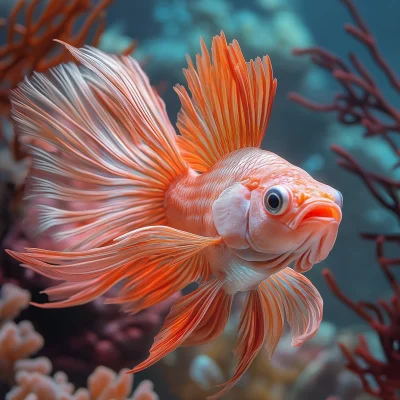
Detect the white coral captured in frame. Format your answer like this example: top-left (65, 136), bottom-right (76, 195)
top-left (6, 366), bottom-right (159, 400)
top-left (0, 283), bottom-right (31, 320)
top-left (0, 284), bottom-right (159, 399)
top-left (0, 285), bottom-right (43, 384)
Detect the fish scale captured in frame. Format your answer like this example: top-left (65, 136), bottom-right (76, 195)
top-left (165, 148), bottom-right (270, 237)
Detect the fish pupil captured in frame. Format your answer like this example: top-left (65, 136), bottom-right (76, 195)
top-left (268, 193), bottom-right (280, 209)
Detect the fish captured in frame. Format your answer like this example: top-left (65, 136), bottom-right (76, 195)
top-left (7, 32), bottom-right (342, 399)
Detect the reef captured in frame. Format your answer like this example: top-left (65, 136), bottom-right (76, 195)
top-left (0, 283), bottom-right (159, 399)
top-left (2, 0), bottom-right (397, 398)
top-left (290, 0), bottom-right (400, 399)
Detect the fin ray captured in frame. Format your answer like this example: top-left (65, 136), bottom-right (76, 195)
top-left (209, 289), bottom-right (269, 399)
top-left (183, 288), bottom-right (233, 346)
top-left (175, 32), bottom-right (277, 172)
top-left (266, 267), bottom-right (323, 347)
top-left (11, 45), bottom-right (187, 250)
top-left (7, 226), bottom-right (221, 309)
top-left (130, 278), bottom-right (226, 373)
top-left (210, 267), bottom-right (321, 399)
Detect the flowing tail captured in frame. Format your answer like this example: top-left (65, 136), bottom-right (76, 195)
top-left (11, 42), bottom-right (187, 251)
top-left (8, 43), bottom-right (224, 310)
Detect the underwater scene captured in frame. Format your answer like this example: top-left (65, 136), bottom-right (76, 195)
top-left (0, 0), bottom-right (400, 399)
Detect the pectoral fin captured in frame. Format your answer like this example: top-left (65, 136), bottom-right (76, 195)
top-left (264, 267), bottom-right (323, 347)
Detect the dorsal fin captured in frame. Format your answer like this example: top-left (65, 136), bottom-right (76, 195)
top-left (174, 31), bottom-right (277, 172)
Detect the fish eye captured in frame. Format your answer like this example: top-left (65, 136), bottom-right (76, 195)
top-left (334, 190), bottom-right (343, 209)
top-left (264, 185), bottom-right (290, 215)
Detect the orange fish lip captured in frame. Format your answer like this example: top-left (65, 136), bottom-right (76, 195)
top-left (288, 200), bottom-right (342, 230)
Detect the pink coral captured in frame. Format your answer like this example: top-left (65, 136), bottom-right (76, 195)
top-left (0, 283), bottom-right (159, 400)
top-left (7, 367), bottom-right (158, 400)
top-left (0, 283), bottom-right (30, 320)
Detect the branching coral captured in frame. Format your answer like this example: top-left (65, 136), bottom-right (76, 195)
top-left (289, 0), bottom-right (400, 399)
top-left (7, 366), bottom-right (158, 400)
top-left (0, 0), bottom-right (136, 159)
top-left (288, 0), bottom-right (400, 220)
top-left (323, 235), bottom-right (400, 400)
top-left (0, 283), bottom-right (42, 384)
top-left (0, 283), bottom-right (159, 400)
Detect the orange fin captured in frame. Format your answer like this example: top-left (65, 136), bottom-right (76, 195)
top-left (264, 267), bottom-right (323, 347)
top-left (106, 253), bottom-right (212, 314)
top-left (129, 278), bottom-right (227, 373)
top-left (208, 289), bottom-right (273, 399)
top-left (11, 43), bottom-right (187, 251)
top-left (175, 31), bottom-right (277, 172)
top-left (210, 267), bottom-right (322, 399)
top-left (7, 226), bottom-right (221, 309)
top-left (183, 286), bottom-right (233, 347)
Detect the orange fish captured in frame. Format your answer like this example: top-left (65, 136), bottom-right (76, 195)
top-left (8, 32), bottom-right (342, 398)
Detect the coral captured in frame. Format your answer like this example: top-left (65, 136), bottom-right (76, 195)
top-left (7, 367), bottom-right (158, 400)
top-left (0, 282), bottom-right (30, 320)
top-left (288, 327), bottom-right (374, 400)
top-left (0, 320), bottom-right (44, 383)
top-left (288, 0), bottom-right (400, 217)
top-left (0, 0), bottom-right (135, 160)
top-left (289, 0), bottom-right (400, 141)
top-left (40, 293), bottom-right (180, 379)
top-left (0, 283), bottom-right (42, 384)
top-left (0, 283), bottom-right (159, 400)
top-left (324, 235), bottom-right (400, 400)
top-left (290, 0), bottom-right (400, 399)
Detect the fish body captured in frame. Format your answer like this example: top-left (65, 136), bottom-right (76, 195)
top-left (166, 147), bottom-right (340, 295)
top-left (166, 148), bottom-right (259, 237)
top-left (8, 33), bottom-right (342, 399)
top-left (166, 148), bottom-right (273, 294)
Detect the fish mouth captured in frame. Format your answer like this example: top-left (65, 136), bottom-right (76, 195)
top-left (289, 200), bottom-right (342, 230)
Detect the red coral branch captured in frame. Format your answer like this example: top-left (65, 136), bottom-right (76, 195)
top-left (288, 0), bottom-right (400, 155)
top-left (323, 234), bottom-right (400, 399)
top-left (290, 0), bottom-right (400, 398)
top-left (331, 145), bottom-right (400, 221)
top-left (0, 0), bottom-right (136, 159)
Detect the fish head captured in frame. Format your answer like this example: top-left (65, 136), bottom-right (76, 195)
top-left (212, 160), bottom-right (342, 273)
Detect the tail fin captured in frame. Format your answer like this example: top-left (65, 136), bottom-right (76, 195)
top-left (11, 43), bottom-right (187, 250)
